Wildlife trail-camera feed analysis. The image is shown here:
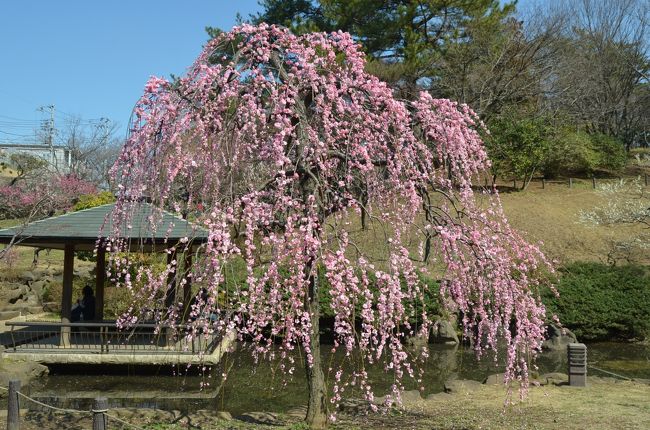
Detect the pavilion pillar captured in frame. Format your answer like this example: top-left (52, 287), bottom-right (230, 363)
top-left (60, 242), bottom-right (75, 347)
top-left (182, 252), bottom-right (193, 321)
top-left (95, 245), bottom-right (106, 321)
top-left (165, 250), bottom-right (178, 310)
top-left (165, 250), bottom-right (177, 347)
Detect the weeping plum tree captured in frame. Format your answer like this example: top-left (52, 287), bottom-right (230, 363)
top-left (108, 24), bottom-right (554, 428)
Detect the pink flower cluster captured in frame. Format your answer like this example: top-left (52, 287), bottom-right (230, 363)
top-left (0, 174), bottom-right (96, 218)
top-left (108, 24), bottom-right (555, 408)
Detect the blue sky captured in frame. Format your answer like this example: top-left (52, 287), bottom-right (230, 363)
top-left (0, 1), bottom-right (262, 141)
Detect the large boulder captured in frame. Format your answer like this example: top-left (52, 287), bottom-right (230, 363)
top-left (542, 324), bottom-right (577, 351)
top-left (430, 318), bottom-right (459, 344)
top-left (0, 360), bottom-right (49, 398)
top-left (29, 280), bottom-right (48, 298)
top-left (0, 283), bottom-right (27, 303)
top-left (19, 271), bottom-right (36, 282)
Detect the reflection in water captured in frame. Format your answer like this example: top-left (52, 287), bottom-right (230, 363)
top-left (25, 342), bottom-right (650, 415)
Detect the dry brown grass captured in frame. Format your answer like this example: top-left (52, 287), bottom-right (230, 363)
top-left (498, 179), bottom-right (649, 265)
top-left (380, 378), bottom-right (650, 430)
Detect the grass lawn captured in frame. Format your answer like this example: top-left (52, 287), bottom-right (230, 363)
top-left (5, 378), bottom-right (649, 429)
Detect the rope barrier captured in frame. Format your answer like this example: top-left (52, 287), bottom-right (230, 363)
top-left (587, 365), bottom-right (633, 381)
top-left (5, 388), bottom-right (147, 430)
top-left (16, 391), bottom-right (88, 414)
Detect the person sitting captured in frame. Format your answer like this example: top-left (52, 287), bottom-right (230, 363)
top-left (70, 285), bottom-right (96, 322)
top-left (188, 288), bottom-right (217, 322)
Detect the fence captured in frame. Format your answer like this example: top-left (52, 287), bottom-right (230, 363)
top-left (507, 173), bottom-right (649, 190)
top-left (4, 321), bottom-right (220, 355)
top-left (2, 380), bottom-right (144, 430)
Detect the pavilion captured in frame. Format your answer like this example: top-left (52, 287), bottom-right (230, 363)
top-left (0, 202), bottom-right (226, 364)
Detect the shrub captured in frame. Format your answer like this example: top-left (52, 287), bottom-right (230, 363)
top-left (590, 133), bottom-right (627, 171)
top-left (486, 115), bottom-right (553, 188)
top-left (542, 262), bottom-right (650, 341)
top-left (544, 131), bottom-right (627, 177)
top-left (72, 191), bottom-right (115, 211)
top-left (544, 130), bottom-right (598, 177)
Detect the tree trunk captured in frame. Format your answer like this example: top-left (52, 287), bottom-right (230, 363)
top-left (305, 273), bottom-right (328, 429)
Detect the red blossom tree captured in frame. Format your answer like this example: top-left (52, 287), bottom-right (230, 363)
top-left (0, 173), bottom-right (96, 220)
top-left (108, 24), bottom-right (554, 428)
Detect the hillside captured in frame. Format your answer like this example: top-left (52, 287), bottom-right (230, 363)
top-left (500, 179), bottom-right (648, 265)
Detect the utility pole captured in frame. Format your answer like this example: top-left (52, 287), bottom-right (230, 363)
top-left (38, 105), bottom-right (55, 168)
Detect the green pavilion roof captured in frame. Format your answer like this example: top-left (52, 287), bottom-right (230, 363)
top-left (0, 203), bottom-right (207, 251)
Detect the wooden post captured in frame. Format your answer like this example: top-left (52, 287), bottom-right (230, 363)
top-left (542, 178), bottom-right (546, 189)
top-left (92, 397), bottom-right (108, 430)
top-left (592, 176), bottom-right (596, 189)
top-left (569, 178), bottom-right (573, 188)
top-left (60, 243), bottom-right (75, 347)
top-left (645, 173), bottom-right (648, 187)
top-left (7, 380), bottom-right (20, 430)
top-left (513, 179), bottom-right (517, 189)
top-left (95, 245), bottom-right (106, 321)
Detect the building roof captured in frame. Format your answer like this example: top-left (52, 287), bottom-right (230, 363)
top-left (0, 203), bottom-right (208, 251)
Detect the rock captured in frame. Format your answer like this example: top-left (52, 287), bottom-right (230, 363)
top-left (483, 373), bottom-right (505, 385)
top-left (25, 295), bottom-right (40, 306)
top-left (216, 411), bottom-right (233, 420)
top-left (0, 304), bottom-right (43, 315)
top-left (30, 280), bottom-right (48, 297)
top-left (542, 324), bottom-right (577, 351)
top-left (430, 318), bottom-right (459, 344)
top-left (0, 284), bottom-right (26, 303)
top-left (43, 302), bottom-right (61, 313)
top-left (339, 398), bottom-right (372, 414)
top-left (406, 332), bottom-right (428, 350)
top-left (0, 311), bottom-right (21, 321)
top-left (286, 406), bottom-right (307, 418)
top-left (19, 271), bottom-right (36, 282)
top-left (0, 360), bottom-right (49, 398)
top-left (236, 412), bottom-right (283, 425)
top-left (542, 372), bottom-right (568, 385)
top-left (111, 407), bottom-right (175, 423)
top-left (444, 379), bottom-right (483, 394)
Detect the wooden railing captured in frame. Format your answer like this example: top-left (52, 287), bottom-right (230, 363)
top-left (4, 321), bottom-right (220, 355)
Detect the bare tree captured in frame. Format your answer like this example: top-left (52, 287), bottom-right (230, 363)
top-left (436, 7), bottom-right (568, 121)
top-left (547, 0), bottom-right (649, 149)
top-left (58, 116), bottom-right (122, 188)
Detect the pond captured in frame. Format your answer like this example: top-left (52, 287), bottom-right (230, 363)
top-left (22, 342), bottom-right (650, 416)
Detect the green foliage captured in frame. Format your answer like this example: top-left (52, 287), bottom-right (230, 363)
top-left (590, 133), bottom-right (627, 171)
top-left (486, 114), bottom-right (552, 188)
top-left (73, 191), bottom-right (116, 261)
top-left (542, 262), bottom-right (650, 341)
top-left (251, 0), bottom-right (514, 98)
top-left (72, 191), bottom-right (115, 211)
top-left (544, 131), bottom-right (627, 177)
top-left (9, 153), bottom-right (47, 178)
